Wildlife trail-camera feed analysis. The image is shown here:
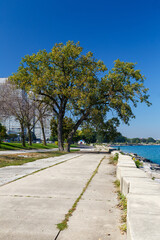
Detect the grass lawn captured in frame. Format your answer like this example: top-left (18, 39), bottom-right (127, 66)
top-left (0, 142), bottom-right (58, 151)
top-left (0, 142), bottom-right (79, 151)
top-left (0, 151), bottom-right (67, 168)
top-left (70, 144), bottom-right (79, 148)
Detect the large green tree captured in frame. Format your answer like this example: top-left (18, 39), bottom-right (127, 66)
top-left (9, 41), bottom-right (151, 152)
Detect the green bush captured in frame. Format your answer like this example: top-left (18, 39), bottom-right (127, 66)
top-left (114, 153), bottom-right (119, 161)
top-left (114, 180), bottom-right (120, 188)
top-left (109, 152), bottom-right (119, 165)
top-left (134, 159), bottom-right (143, 168)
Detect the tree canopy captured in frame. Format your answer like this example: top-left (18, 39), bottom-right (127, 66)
top-left (9, 41), bottom-right (151, 151)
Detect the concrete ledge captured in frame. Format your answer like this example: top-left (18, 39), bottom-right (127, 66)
top-left (127, 194), bottom-right (160, 240)
top-left (115, 152), bottom-right (160, 240)
top-left (120, 171), bottom-right (147, 193)
top-left (117, 161), bottom-right (136, 167)
top-left (122, 176), bottom-right (160, 196)
top-left (117, 167), bottom-right (147, 187)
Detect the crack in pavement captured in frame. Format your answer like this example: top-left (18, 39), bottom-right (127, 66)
top-left (54, 230), bottom-right (61, 240)
top-left (56, 156), bottom-right (106, 235)
top-left (0, 194), bottom-right (75, 200)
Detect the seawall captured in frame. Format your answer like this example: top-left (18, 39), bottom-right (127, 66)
top-left (111, 150), bottom-right (160, 240)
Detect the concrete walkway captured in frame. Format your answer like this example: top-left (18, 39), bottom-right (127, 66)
top-left (0, 153), bottom-right (81, 186)
top-left (0, 152), bottom-right (126, 240)
top-left (0, 148), bottom-right (59, 155)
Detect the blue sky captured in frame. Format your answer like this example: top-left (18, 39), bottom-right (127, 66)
top-left (0, 0), bottom-right (160, 138)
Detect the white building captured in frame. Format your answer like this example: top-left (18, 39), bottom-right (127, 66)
top-left (0, 78), bottom-right (7, 84)
top-left (0, 78), bottom-right (52, 140)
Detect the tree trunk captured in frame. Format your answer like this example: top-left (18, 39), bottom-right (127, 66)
top-left (40, 119), bottom-right (46, 146)
top-left (65, 112), bottom-right (90, 152)
top-left (21, 124), bottom-right (26, 147)
top-left (27, 125), bottom-right (32, 146)
top-left (65, 141), bottom-right (71, 152)
top-left (57, 113), bottom-right (64, 151)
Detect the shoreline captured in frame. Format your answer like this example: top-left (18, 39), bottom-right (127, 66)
top-left (111, 143), bottom-right (160, 146)
top-left (110, 147), bottom-right (160, 183)
top-left (125, 152), bottom-right (160, 183)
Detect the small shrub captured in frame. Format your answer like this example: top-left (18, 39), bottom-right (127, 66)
top-left (114, 179), bottom-right (120, 188)
top-left (120, 151), bottom-right (125, 155)
top-left (57, 221), bottom-right (67, 230)
top-left (118, 192), bottom-right (127, 211)
top-left (132, 157), bottom-right (143, 168)
top-left (109, 153), bottom-right (119, 165)
top-left (120, 223), bottom-right (127, 233)
top-left (114, 153), bottom-right (119, 161)
top-left (135, 159), bottom-right (143, 168)
top-left (121, 210), bottom-right (127, 222)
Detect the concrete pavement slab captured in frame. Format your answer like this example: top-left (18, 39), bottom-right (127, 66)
top-left (0, 153), bottom-right (111, 240)
top-left (0, 153), bottom-right (81, 186)
top-left (0, 196), bottom-right (71, 240)
top-left (58, 156), bottom-right (126, 240)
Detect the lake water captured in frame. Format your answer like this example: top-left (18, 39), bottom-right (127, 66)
top-left (113, 145), bottom-right (160, 165)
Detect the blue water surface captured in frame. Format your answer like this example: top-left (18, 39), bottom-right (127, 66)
top-left (113, 145), bottom-right (160, 165)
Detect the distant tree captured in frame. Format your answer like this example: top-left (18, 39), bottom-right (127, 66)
top-left (34, 100), bottom-right (52, 145)
top-left (22, 94), bottom-right (37, 146)
top-left (113, 133), bottom-right (127, 143)
top-left (96, 118), bottom-right (120, 143)
top-left (141, 138), bottom-right (147, 143)
top-left (0, 82), bottom-right (52, 146)
top-left (0, 82), bottom-right (39, 146)
top-left (147, 137), bottom-right (156, 143)
top-left (6, 133), bottom-right (18, 141)
top-left (80, 125), bottom-right (97, 143)
top-left (72, 130), bottom-right (83, 143)
top-left (132, 138), bottom-right (141, 144)
top-left (0, 123), bottom-right (7, 143)
top-left (136, 139), bottom-right (140, 144)
top-left (0, 83), bottom-right (27, 146)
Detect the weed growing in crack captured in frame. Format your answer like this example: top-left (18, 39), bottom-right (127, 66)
top-left (57, 156), bottom-right (105, 230)
top-left (114, 179), bottom-right (127, 234)
top-left (109, 153), bottom-right (119, 165)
